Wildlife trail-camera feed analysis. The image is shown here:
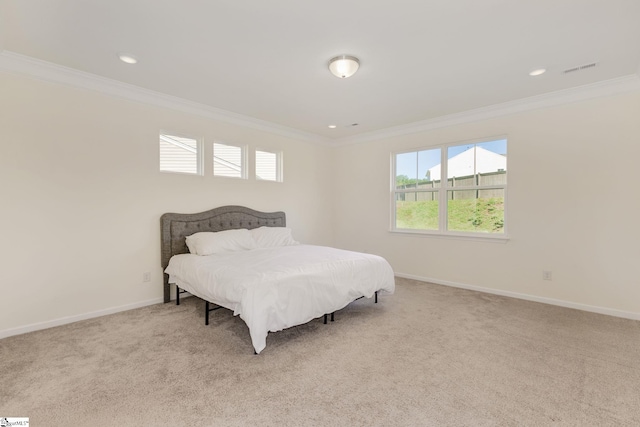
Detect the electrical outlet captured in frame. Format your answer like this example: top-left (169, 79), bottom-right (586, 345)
top-left (143, 272), bottom-right (151, 282)
top-left (542, 271), bottom-right (552, 281)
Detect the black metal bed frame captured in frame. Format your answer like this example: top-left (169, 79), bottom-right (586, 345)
top-left (175, 284), bottom-right (378, 327)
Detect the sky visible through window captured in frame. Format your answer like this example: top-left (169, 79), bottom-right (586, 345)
top-left (396, 138), bottom-right (507, 180)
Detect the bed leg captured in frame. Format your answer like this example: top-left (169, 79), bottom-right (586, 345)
top-left (205, 301), bottom-right (210, 325)
top-left (375, 291), bottom-right (378, 304)
top-left (331, 312), bottom-right (334, 322)
top-left (176, 285), bottom-right (180, 305)
top-left (323, 314), bottom-right (327, 324)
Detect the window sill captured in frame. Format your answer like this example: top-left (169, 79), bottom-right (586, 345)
top-left (389, 229), bottom-right (509, 243)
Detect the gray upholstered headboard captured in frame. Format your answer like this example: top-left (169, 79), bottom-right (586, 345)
top-left (160, 205), bottom-right (286, 302)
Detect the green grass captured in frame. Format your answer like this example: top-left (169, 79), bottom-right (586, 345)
top-left (396, 200), bottom-right (440, 230)
top-left (396, 198), bottom-right (504, 233)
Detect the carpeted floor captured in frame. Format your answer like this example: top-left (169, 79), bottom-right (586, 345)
top-left (2, 277), bottom-right (640, 426)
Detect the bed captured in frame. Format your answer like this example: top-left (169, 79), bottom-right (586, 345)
top-left (161, 205), bottom-right (395, 353)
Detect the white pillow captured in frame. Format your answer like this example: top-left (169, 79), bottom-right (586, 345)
top-left (185, 229), bottom-right (257, 255)
top-left (250, 226), bottom-right (299, 248)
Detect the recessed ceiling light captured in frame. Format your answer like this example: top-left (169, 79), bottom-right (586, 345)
top-left (529, 68), bottom-right (546, 76)
top-left (118, 53), bottom-right (138, 64)
top-left (328, 125), bottom-right (337, 129)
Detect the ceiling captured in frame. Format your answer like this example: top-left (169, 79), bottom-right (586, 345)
top-left (1, 0), bottom-right (639, 142)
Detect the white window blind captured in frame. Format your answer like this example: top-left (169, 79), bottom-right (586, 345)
top-left (213, 142), bottom-right (245, 178)
top-left (256, 150), bottom-right (281, 182)
top-left (159, 134), bottom-right (201, 175)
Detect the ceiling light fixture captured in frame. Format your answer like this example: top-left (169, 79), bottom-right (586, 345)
top-left (328, 125), bottom-right (337, 129)
top-left (118, 53), bottom-right (138, 64)
top-left (529, 68), bottom-right (546, 76)
top-left (328, 55), bottom-right (360, 78)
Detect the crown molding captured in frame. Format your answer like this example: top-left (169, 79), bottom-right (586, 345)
top-left (2, 51), bottom-right (639, 148)
top-left (0, 50), bottom-right (331, 145)
top-left (335, 73), bottom-right (640, 145)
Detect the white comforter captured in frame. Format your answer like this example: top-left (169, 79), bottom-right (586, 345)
top-left (165, 245), bottom-right (395, 353)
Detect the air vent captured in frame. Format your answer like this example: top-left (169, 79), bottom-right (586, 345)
top-left (563, 62), bottom-right (597, 74)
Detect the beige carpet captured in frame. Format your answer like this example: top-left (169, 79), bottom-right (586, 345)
top-left (2, 278), bottom-right (640, 426)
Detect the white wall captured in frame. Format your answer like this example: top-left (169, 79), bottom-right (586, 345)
top-left (2, 69), bottom-right (639, 337)
top-left (0, 73), bottom-right (334, 333)
top-left (331, 91), bottom-right (640, 317)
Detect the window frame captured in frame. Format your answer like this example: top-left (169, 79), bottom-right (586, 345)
top-left (159, 132), bottom-right (203, 176)
top-left (213, 140), bottom-right (248, 179)
top-left (255, 148), bottom-right (283, 182)
top-left (391, 136), bottom-right (508, 241)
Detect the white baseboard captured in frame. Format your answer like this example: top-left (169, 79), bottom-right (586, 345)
top-left (0, 297), bottom-right (165, 340)
top-left (3, 277), bottom-right (637, 340)
top-left (395, 272), bottom-right (640, 321)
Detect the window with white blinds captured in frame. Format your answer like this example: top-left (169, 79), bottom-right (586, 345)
top-left (159, 133), bottom-right (202, 175)
top-left (213, 142), bottom-right (246, 178)
top-left (256, 150), bottom-right (282, 182)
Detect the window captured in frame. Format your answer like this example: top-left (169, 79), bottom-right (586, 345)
top-left (159, 133), bottom-right (202, 175)
top-left (393, 138), bottom-right (507, 236)
top-left (213, 142), bottom-right (246, 178)
top-left (255, 149), bottom-right (282, 182)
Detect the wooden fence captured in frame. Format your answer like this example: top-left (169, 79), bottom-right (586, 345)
top-left (396, 171), bottom-right (506, 201)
